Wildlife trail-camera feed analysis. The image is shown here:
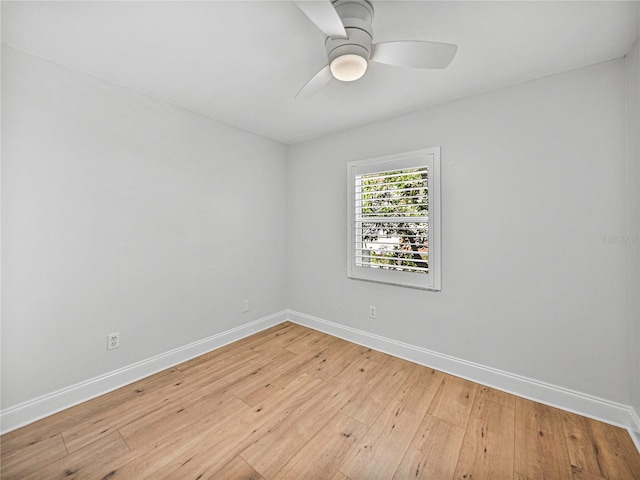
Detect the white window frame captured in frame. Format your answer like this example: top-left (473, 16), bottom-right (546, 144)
top-left (347, 147), bottom-right (441, 291)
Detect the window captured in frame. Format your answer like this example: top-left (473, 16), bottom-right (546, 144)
top-left (347, 148), bottom-right (441, 290)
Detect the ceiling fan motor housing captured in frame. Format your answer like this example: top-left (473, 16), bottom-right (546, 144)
top-left (325, 0), bottom-right (374, 63)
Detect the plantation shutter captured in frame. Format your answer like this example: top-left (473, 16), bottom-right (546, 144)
top-left (354, 167), bottom-right (429, 274)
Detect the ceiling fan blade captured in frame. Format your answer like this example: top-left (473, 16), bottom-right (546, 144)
top-left (295, 1), bottom-right (347, 38)
top-left (371, 41), bottom-right (457, 69)
top-left (295, 65), bottom-right (333, 100)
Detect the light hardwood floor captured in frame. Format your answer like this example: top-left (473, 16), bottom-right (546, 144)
top-left (2, 322), bottom-right (639, 479)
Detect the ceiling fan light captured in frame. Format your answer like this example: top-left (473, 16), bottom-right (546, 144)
top-left (330, 54), bottom-right (368, 82)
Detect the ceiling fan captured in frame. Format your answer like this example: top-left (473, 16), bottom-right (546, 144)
top-left (294, 0), bottom-right (457, 99)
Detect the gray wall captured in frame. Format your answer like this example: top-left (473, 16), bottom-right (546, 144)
top-left (288, 58), bottom-right (632, 405)
top-left (1, 46), bottom-right (289, 409)
top-left (626, 38), bottom-right (640, 420)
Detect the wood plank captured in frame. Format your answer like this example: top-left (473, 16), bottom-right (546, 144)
top-left (270, 412), bottom-right (369, 480)
top-left (476, 384), bottom-right (517, 409)
top-left (558, 409), bottom-right (638, 480)
top-left (427, 373), bottom-right (477, 429)
top-left (0, 367), bottom-right (184, 456)
top-left (207, 456), bottom-right (265, 480)
top-left (569, 466), bottom-right (607, 479)
top-left (249, 324), bottom-right (314, 357)
top-left (307, 340), bottom-right (369, 381)
top-left (175, 341), bottom-right (267, 379)
top-left (120, 351), bottom-right (293, 449)
top-left (283, 328), bottom-right (336, 355)
top-left (225, 348), bottom-right (299, 398)
top-left (453, 397), bottom-right (515, 480)
top-left (93, 373), bottom-right (324, 480)
top-left (560, 409), bottom-right (606, 477)
top-left (61, 348), bottom-right (265, 452)
top-left (329, 355), bottom-right (382, 394)
top-left (339, 366), bottom-right (444, 480)
top-left (613, 426), bottom-right (640, 478)
top-left (175, 323), bottom-right (293, 373)
top-left (584, 418), bottom-right (638, 479)
top-left (231, 339), bottom-right (337, 406)
top-left (357, 347), bottom-right (392, 365)
top-left (514, 473), bottom-right (532, 480)
top-left (146, 373), bottom-right (327, 479)
top-left (119, 393), bottom-right (250, 451)
top-left (340, 355), bottom-right (414, 426)
top-left (87, 397), bottom-right (251, 480)
top-left (0, 433), bottom-right (68, 480)
top-left (285, 330), bottom-right (392, 364)
top-left (22, 432), bottom-right (129, 480)
top-left (514, 397), bottom-right (573, 479)
top-left (392, 413), bottom-right (465, 480)
top-left (516, 464), bottom-right (605, 479)
top-left (240, 357), bottom-right (377, 479)
top-left (333, 472), bottom-right (352, 480)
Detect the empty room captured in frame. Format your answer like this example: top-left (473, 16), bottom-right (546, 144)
top-left (1, 1), bottom-right (640, 478)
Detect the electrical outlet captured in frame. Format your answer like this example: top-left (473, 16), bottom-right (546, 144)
top-left (369, 306), bottom-right (377, 319)
top-left (107, 332), bottom-right (120, 350)
top-left (242, 300), bottom-right (250, 313)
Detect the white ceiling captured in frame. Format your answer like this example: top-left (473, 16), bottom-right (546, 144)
top-left (2, 1), bottom-right (639, 144)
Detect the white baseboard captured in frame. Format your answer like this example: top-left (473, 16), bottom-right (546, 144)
top-left (0, 311), bottom-right (288, 434)
top-left (287, 309), bottom-right (640, 451)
